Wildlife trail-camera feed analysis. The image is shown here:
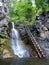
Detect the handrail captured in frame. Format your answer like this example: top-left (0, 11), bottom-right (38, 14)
top-left (23, 21), bottom-right (45, 58)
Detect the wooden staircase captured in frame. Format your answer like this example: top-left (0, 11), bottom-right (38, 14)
top-left (23, 21), bottom-right (45, 58)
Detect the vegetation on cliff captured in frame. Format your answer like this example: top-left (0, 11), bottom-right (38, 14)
top-left (8, 0), bottom-right (49, 25)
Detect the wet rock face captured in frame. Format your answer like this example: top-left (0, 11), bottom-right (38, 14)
top-left (0, 4), bottom-right (5, 20)
top-left (30, 11), bottom-right (49, 58)
top-left (0, 1), bottom-right (8, 34)
top-left (0, 12), bottom-right (5, 20)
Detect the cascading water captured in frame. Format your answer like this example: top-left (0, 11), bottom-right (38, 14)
top-left (10, 22), bottom-right (30, 58)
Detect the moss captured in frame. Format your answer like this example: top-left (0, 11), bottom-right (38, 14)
top-left (0, 38), bottom-right (14, 56)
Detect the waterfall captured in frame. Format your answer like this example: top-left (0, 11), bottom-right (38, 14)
top-left (10, 22), bottom-right (30, 58)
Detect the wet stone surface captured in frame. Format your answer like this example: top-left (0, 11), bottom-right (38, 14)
top-left (0, 1), bottom-right (8, 35)
top-left (29, 11), bottom-right (49, 58)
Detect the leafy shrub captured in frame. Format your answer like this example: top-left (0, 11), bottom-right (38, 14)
top-left (35, 0), bottom-right (49, 11)
top-left (8, 0), bottom-right (49, 25)
top-left (8, 0), bottom-right (38, 25)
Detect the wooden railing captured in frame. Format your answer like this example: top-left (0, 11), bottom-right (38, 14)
top-left (23, 21), bottom-right (45, 58)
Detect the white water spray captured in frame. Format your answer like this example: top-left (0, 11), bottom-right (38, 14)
top-left (10, 22), bottom-right (30, 58)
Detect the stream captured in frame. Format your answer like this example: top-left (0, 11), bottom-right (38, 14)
top-left (0, 58), bottom-right (49, 65)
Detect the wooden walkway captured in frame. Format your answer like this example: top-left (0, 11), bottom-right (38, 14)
top-left (23, 21), bottom-right (45, 58)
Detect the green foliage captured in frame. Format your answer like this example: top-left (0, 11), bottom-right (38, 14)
top-left (8, 0), bottom-right (38, 25)
top-left (35, 0), bottom-right (49, 11)
top-left (8, 0), bottom-right (49, 25)
top-left (0, 33), bottom-right (8, 39)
